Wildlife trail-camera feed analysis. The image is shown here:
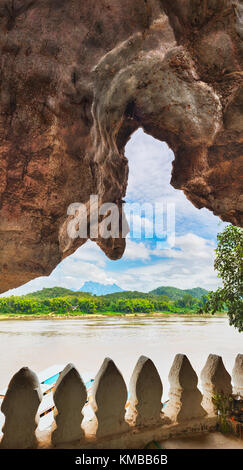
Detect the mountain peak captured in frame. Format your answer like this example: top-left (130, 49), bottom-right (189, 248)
top-left (78, 281), bottom-right (124, 296)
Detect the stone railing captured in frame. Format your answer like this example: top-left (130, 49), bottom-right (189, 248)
top-left (0, 353), bottom-right (242, 449)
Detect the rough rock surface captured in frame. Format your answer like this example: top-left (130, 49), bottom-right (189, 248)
top-left (0, 0), bottom-right (242, 293)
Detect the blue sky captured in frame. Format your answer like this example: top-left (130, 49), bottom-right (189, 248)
top-left (4, 129), bottom-right (227, 296)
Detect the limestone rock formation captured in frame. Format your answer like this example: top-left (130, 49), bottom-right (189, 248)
top-left (0, 0), bottom-right (242, 292)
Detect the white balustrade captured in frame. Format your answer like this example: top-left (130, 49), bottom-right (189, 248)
top-left (232, 354), bottom-right (243, 397)
top-left (91, 357), bottom-right (129, 438)
top-left (201, 354), bottom-right (232, 415)
top-left (0, 353), bottom-right (241, 448)
top-left (164, 354), bottom-right (206, 422)
top-left (0, 367), bottom-right (42, 449)
top-left (127, 355), bottom-right (163, 427)
top-left (51, 363), bottom-right (87, 446)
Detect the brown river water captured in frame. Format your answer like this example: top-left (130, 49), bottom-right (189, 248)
top-left (0, 316), bottom-right (242, 399)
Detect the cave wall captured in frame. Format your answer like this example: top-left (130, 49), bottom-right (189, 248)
top-left (0, 0), bottom-right (242, 293)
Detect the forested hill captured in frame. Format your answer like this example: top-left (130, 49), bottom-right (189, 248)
top-left (0, 285), bottom-right (210, 316)
top-left (79, 281), bottom-right (124, 296)
top-left (149, 286), bottom-right (208, 300)
top-left (24, 287), bottom-right (91, 299)
top-left (102, 287), bottom-right (208, 301)
top-left (23, 286), bottom-right (208, 301)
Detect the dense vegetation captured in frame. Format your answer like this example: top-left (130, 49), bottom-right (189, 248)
top-left (24, 287), bottom-right (91, 299)
top-left (1, 227), bottom-right (240, 323)
top-left (149, 286), bottom-right (208, 300)
top-left (0, 286), bottom-right (210, 316)
top-left (203, 225), bottom-right (243, 331)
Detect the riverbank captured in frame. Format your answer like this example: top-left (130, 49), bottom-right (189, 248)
top-left (0, 311), bottom-right (226, 320)
top-left (0, 288), bottom-right (212, 318)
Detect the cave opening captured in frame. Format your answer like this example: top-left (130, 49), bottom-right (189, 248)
top-left (125, 128), bottom-right (175, 205)
top-left (1, 128), bottom-right (225, 296)
top-left (124, 128), bottom-right (176, 246)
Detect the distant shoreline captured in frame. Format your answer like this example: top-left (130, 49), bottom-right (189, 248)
top-left (0, 312), bottom-right (227, 321)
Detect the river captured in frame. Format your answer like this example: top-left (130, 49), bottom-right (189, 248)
top-left (0, 316), bottom-right (242, 399)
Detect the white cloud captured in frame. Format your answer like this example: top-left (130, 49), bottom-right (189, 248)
top-left (118, 233), bottom-right (219, 292)
top-left (126, 128), bottom-right (175, 203)
top-left (126, 128), bottom-right (227, 238)
top-left (125, 211), bottom-right (154, 239)
top-left (123, 240), bottom-right (151, 260)
top-left (1, 130), bottom-right (226, 297)
top-left (72, 240), bottom-right (106, 267)
top-left (2, 233), bottom-right (220, 296)
top-left (161, 233), bottom-right (215, 261)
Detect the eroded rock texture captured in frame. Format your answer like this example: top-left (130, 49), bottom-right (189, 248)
top-left (0, 0), bottom-right (242, 292)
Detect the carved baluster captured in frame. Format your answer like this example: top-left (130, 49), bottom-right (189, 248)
top-left (164, 354), bottom-right (206, 423)
top-left (0, 367), bottom-right (42, 449)
top-left (51, 363), bottom-right (87, 446)
top-left (201, 354), bottom-right (232, 415)
top-left (91, 358), bottom-right (129, 438)
top-left (232, 354), bottom-right (243, 397)
top-left (128, 356), bottom-right (163, 427)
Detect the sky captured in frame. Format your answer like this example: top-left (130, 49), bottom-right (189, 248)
top-left (4, 128), bottom-right (227, 296)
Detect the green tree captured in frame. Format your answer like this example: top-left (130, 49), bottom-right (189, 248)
top-left (49, 297), bottom-right (72, 313)
top-left (76, 298), bottom-right (97, 314)
top-left (204, 225), bottom-right (243, 331)
top-left (175, 294), bottom-right (197, 309)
